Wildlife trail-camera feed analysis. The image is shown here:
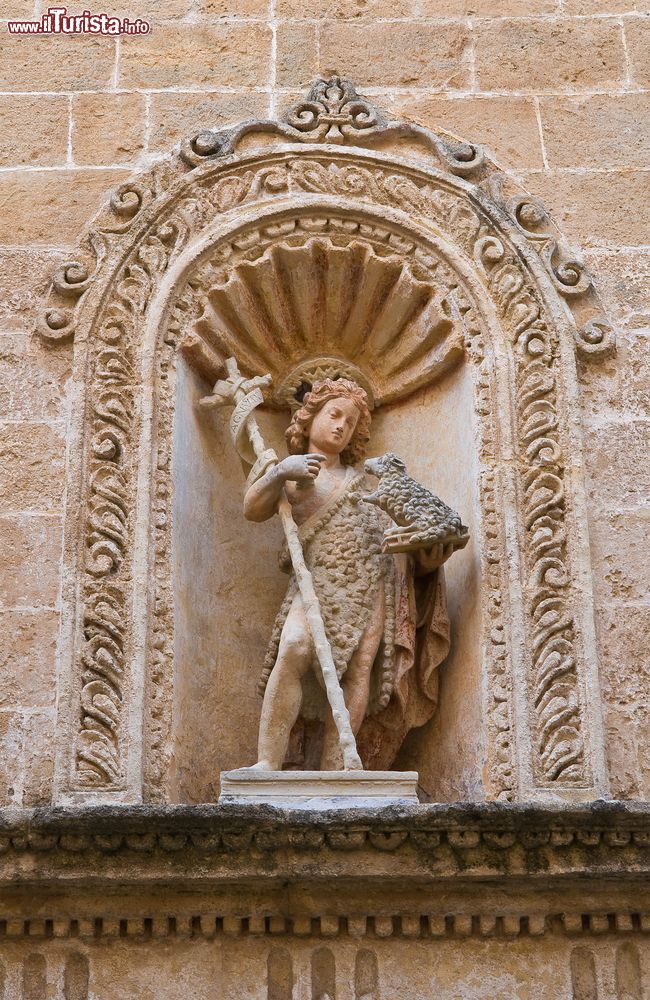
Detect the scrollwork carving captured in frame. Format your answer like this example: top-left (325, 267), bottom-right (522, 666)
top-left (52, 261), bottom-right (93, 298)
top-left (110, 182), bottom-right (148, 220)
top-left (39, 307), bottom-right (75, 343)
top-left (575, 317), bottom-right (616, 359)
top-left (77, 586), bottom-right (126, 787)
top-left (284, 75), bottom-right (383, 142)
top-left (477, 237), bottom-right (587, 786)
top-left (71, 207), bottom-right (194, 790)
top-left (39, 251), bottom-right (98, 344)
top-left (180, 76), bottom-right (484, 178)
top-left (507, 195), bottom-right (592, 297)
top-left (36, 81), bottom-right (610, 801)
top-left (85, 465), bottom-right (129, 577)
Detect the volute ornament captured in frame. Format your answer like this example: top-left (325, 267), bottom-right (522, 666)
top-left (180, 75), bottom-right (484, 177)
top-left (30, 77), bottom-right (613, 807)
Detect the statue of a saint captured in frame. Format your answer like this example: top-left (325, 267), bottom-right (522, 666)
top-left (243, 378), bottom-right (454, 771)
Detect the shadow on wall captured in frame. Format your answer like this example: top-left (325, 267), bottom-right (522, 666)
top-left (2, 951), bottom-right (90, 1000)
top-left (571, 943), bottom-right (643, 1000)
top-left (268, 945), bottom-right (379, 1000)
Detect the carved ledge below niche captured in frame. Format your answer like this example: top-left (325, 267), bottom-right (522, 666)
top-left (1, 802), bottom-right (648, 885)
top-left (0, 804), bottom-right (649, 946)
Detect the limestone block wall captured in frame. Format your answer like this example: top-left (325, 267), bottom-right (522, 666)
top-left (0, 0), bottom-right (647, 806)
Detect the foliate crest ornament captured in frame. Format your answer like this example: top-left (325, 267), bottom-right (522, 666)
top-left (180, 75), bottom-right (484, 178)
top-left (283, 76), bottom-right (383, 143)
top-left (38, 76), bottom-right (614, 362)
top-left (32, 76), bottom-right (612, 804)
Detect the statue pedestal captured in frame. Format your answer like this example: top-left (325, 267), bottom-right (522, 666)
top-left (219, 769), bottom-right (419, 808)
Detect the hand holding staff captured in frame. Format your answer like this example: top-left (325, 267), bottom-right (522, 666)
top-left (201, 357), bottom-right (363, 771)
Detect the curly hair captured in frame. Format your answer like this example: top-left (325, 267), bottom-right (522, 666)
top-left (285, 378), bottom-right (372, 466)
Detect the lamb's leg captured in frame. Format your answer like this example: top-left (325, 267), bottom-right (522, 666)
top-left (381, 525), bottom-right (426, 553)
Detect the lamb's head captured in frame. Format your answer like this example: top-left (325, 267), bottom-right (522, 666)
top-left (364, 452), bottom-right (408, 478)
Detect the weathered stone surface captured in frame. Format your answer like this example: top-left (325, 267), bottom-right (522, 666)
top-left (474, 19), bottom-right (626, 92)
top-left (0, 515), bottom-right (62, 609)
top-left (2, 0), bottom-right (37, 15)
top-left (276, 22), bottom-right (319, 88)
top-left (0, 169), bottom-right (130, 244)
top-left (0, 794), bottom-right (648, 958)
top-left (582, 251), bottom-right (650, 330)
top-left (625, 15), bottom-right (650, 87)
top-left (0, 34), bottom-right (115, 92)
top-left (277, 0), bottom-right (412, 15)
top-left (0, 334), bottom-right (71, 422)
top-left (0, 800), bottom-right (648, 868)
top-left (0, 252), bottom-right (69, 334)
top-left (565, 0), bottom-right (644, 10)
top-left (220, 768), bottom-right (420, 806)
top-left (319, 22), bottom-right (471, 88)
top-left (100, 0), bottom-right (192, 14)
top-left (119, 24), bottom-right (272, 89)
top-left (421, 0), bottom-right (556, 11)
top-left (524, 170), bottom-right (650, 248)
top-left (590, 509), bottom-right (650, 604)
top-left (0, 423), bottom-right (65, 513)
top-left (579, 328), bottom-right (650, 424)
top-left (149, 92), bottom-right (270, 153)
top-left (198, 0), bottom-right (269, 13)
top-left (0, 611), bottom-right (58, 709)
top-left (0, 920), bottom-right (645, 997)
top-left (583, 420), bottom-right (650, 510)
top-left (599, 606), bottom-right (650, 799)
top-left (72, 93), bottom-right (146, 166)
top-left (539, 93), bottom-right (650, 169)
top-left (0, 711), bottom-right (22, 806)
top-left (390, 94), bottom-right (543, 169)
top-left (22, 712), bottom-right (56, 807)
top-left (0, 95), bottom-right (68, 169)
top-left (418, 0), bottom-right (557, 10)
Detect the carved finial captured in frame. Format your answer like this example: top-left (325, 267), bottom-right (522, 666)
top-left (181, 75), bottom-right (484, 176)
top-left (282, 75), bottom-right (383, 144)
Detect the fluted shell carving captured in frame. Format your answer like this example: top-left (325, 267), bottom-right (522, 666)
top-left (192, 238), bottom-right (462, 405)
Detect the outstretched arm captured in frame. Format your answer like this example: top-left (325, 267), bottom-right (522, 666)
top-left (243, 454), bottom-right (326, 522)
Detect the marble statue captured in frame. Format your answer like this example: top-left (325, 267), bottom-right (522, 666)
top-left (237, 374), bottom-right (469, 772)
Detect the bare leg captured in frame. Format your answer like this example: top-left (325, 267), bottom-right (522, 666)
top-left (320, 590), bottom-right (384, 770)
top-left (255, 595), bottom-right (313, 770)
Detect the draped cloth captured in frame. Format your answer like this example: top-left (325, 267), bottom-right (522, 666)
top-left (259, 468), bottom-right (451, 770)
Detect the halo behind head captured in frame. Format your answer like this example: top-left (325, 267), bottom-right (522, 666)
top-left (274, 355), bottom-right (376, 412)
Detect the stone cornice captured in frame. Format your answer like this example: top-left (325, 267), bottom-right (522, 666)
top-left (1, 801), bottom-right (648, 886)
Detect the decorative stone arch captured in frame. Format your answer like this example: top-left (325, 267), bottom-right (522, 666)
top-left (39, 78), bottom-right (614, 806)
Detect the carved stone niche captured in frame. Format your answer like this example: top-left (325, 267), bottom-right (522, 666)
top-left (38, 78), bottom-right (616, 806)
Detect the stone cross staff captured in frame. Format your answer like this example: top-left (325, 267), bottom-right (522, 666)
top-left (200, 357), bottom-right (363, 771)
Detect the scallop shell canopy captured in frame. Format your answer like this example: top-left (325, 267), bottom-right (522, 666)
top-left (190, 234), bottom-right (463, 407)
